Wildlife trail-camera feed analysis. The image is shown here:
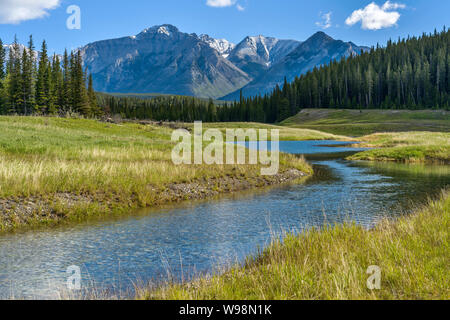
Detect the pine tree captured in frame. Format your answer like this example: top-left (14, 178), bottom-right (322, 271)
top-left (0, 38), bottom-right (6, 114)
top-left (0, 38), bottom-right (5, 80)
top-left (21, 36), bottom-right (35, 115)
top-left (35, 40), bottom-right (50, 113)
top-left (277, 98), bottom-right (290, 122)
top-left (70, 50), bottom-right (90, 116)
top-left (87, 73), bottom-right (101, 117)
top-left (7, 36), bottom-right (23, 114)
top-left (49, 54), bottom-right (62, 114)
top-left (61, 49), bottom-right (71, 114)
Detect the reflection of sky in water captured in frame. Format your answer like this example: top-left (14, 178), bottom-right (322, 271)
top-left (236, 140), bottom-right (370, 154)
top-left (0, 141), bottom-right (448, 299)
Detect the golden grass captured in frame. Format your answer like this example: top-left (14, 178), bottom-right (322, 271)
top-left (200, 122), bottom-right (351, 141)
top-left (140, 190), bottom-right (450, 300)
top-left (0, 116), bottom-right (313, 231)
top-left (349, 132), bottom-right (450, 163)
top-left (281, 109), bottom-right (450, 136)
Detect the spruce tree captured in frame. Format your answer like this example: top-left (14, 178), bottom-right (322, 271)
top-left (0, 38), bottom-right (5, 80)
top-left (49, 54), bottom-right (62, 114)
top-left (0, 38), bottom-right (6, 114)
top-left (7, 36), bottom-right (23, 114)
top-left (61, 49), bottom-right (71, 114)
top-left (70, 50), bottom-right (90, 116)
top-left (87, 73), bottom-right (100, 117)
top-left (21, 36), bottom-right (35, 115)
top-left (35, 40), bottom-right (50, 114)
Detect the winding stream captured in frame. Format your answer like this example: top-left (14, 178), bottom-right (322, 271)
top-left (0, 141), bottom-right (448, 299)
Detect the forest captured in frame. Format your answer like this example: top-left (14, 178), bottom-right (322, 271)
top-left (0, 36), bottom-right (100, 117)
top-left (0, 29), bottom-right (448, 123)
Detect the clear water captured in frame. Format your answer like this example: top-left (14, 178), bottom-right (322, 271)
top-left (0, 141), bottom-right (448, 299)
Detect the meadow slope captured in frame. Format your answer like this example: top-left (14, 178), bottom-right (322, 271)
top-left (282, 109), bottom-right (450, 136)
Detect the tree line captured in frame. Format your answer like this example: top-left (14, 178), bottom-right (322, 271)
top-left (97, 94), bottom-right (220, 122)
top-left (1, 29), bottom-right (448, 123)
top-left (96, 93), bottom-right (266, 123)
top-left (0, 36), bottom-right (100, 116)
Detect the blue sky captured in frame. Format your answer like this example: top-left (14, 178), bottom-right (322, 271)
top-left (0, 0), bottom-right (448, 54)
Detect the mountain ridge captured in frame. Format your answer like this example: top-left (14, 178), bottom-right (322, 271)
top-left (221, 31), bottom-right (370, 100)
top-left (227, 35), bottom-right (301, 79)
top-left (80, 25), bottom-right (369, 100)
top-left (81, 24), bottom-right (251, 98)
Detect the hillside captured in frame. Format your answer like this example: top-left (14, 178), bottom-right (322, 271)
top-left (281, 109), bottom-right (450, 136)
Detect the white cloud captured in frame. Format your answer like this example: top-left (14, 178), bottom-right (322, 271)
top-left (345, 1), bottom-right (406, 30)
top-left (206, 0), bottom-right (237, 8)
top-left (382, 1), bottom-right (406, 10)
top-left (206, 0), bottom-right (244, 11)
top-left (0, 0), bottom-right (61, 24)
top-left (316, 12), bottom-right (332, 29)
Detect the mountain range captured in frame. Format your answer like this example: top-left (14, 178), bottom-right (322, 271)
top-left (80, 24), bottom-right (369, 100)
top-left (222, 32), bottom-right (369, 101)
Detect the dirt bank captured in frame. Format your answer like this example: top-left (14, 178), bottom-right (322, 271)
top-left (0, 168), bottom-right (308, 233)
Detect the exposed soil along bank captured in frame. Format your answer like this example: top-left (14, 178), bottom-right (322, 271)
top-left (0, 168), bottom-right (309, 233)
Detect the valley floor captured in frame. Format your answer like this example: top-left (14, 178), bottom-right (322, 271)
top-left (282, 109), bottom-right (450, 136)
top-left (140, 190), bottom-right (450, 300)
top-left (0, 115), bottom-right (448, 232)
top-left (0, 116), bottom-right (317, 233)
top-left (0, 114), bottom-right (448, 300)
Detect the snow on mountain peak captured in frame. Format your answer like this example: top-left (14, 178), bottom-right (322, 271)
top-left (157, 26), bottom-right (171, 36)
top-left (199, 34), bottom-right (235, 58)
top-left (138, 24), bottom-right (179, 38)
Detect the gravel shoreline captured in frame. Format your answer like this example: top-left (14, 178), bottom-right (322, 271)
top-left (0, 168), bottom-right (308, 233)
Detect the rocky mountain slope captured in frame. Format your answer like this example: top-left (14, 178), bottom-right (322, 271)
top-left (80, 25), bottom-right (250, 98)
top-left (80, 26), bottom-right (369, 100)
top-left (222, 32), bottom-right (369, 100)
top-left (199, 34), bottom-right (235, 58)
top-left (227, 35), bottom-right (301, 79)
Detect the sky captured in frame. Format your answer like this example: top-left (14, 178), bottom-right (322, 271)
top-left (0, 0), bottom-right (448, 54)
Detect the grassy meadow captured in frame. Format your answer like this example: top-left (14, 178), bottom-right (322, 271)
top-left (0, 116), bottom-right (318, 232)
top-left (199, 122), bottom-right (350, 141)
top-left (140, 191), bottom-right (449, 300)
top-left (281, 109), bottom-right (450, 136)
top-left (0, 115), bottom-right (448, 232)
top-left (348, 132), bottom-right (450, 163)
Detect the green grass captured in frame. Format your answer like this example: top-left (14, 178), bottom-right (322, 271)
top-left (0, 116), bottom-right (313, 232)
top-left (140, 191), bottom-right (450, 300)
top-left (279, 108), bottom-right (450, 163)
top-left (349, 132), bottom-right (450, 163)
top-left (200, 122), bottom-right (350, 141)
top-left (281, 109), bottom-right (450, 136)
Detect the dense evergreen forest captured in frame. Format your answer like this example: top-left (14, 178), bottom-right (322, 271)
top-left (1, 29), bottom-right (448, 122)
top-left (0, 36), bottom-right (100, 116)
